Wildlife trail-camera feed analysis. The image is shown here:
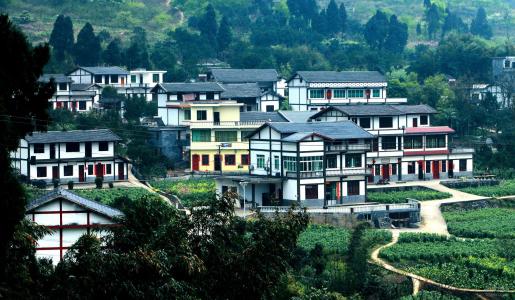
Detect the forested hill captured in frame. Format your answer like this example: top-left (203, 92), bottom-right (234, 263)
top-left (1, 0), bottom-right (513, 45)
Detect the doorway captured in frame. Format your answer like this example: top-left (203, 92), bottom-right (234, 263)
top-left (213, 112), bottom-right (220, 124)
top-left (432, 161), bottom-right (440, 179)
top-left (85, 142), bottom-right (92, 157)
top-left (192, 154), bottom-right (200, 171)
top-left (214, 155), bottom-right (221, 171)
top-left (118, 162), bottom-right (125, 180)
top-left (382, 164), bottom-right (390, 180)
top-left (95, 163), bottom-right (104, 178)
top-left (78, 165), bottom-right (85, 182)
top-left (52, 166), bottom-right (59, 180)
top-left (418, 163), bottom-right (424, 180)
top-left (448, 160), bottom-right (454, 178)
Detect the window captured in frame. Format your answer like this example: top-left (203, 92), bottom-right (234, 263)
top-left (241, 130), bottom-right (254, 141)
top-left (206, 92), bottom-right (215, 99)
top-left (347, 181), bottom-right (360, 196)
top-left (404, 136), bottom-right (423, 149)
top-left (58, 83), bottom-right (67, 91)
top-left (283, 156), bottom-right (297, 172)
top-left (266, 105), bottom-right (275, 112)
top-left (426, 161), bottom-right (431, 173)
top-left (110, 75), bottom-right (118, 83)
top-left (215, 131), bottom-right (237, 142)
top-left (241, 154), bottom-right (249, 165)
top-left (345, 154), bottom-right (362, 168)
top-left (381, 136), bottom-right (397, 150)
top-left (196, 110), bottom-right (207, 120)
top-left (66, 142), bottom-right (80, 152)
top-left (408, 162), bottom-right (416, 174)
top-left (131, 75), bottom-right (137, 83)
top-left (359, 117), bottom-right (371, 129)
top-left (372, 89), bottom-right (381, 97)
top-left (257, 155), bottom-right (265, 169)
top-left (106, 164), bottom-right (112, 174)
top-left (441, 160), bottom-right (447, 172)
top-left (426, 135), bottom-right (446, 148)
top-left (274, 156), bottom-right (280, 169)
top-left (348, 89), bottom-right (364, 98)
top-left (199, 155), bottom-right (209, 166)
top-left (99, 141), bottom-right (109, 151)
top-left (391, 164), bottom-right (397, 175)
top-left (505, 60), bottom-right (511, 68)
top-left (299, 156), bottom-right (323, 172)
top-left (34, 143), bottom-right (45, 153)
top-left (326, 154), bottom-right (337, 169)
top-left (420, 115), bottom-right (428, 125)
top-left (225, 154), bottom-right (236, 165)
top-left (63, 165), bottom-right (73, 176)
top-left (184, 110), bottom-right (191, 120)
top-left (36, 167), bottom-right (47, 178)
top-left (152, 74), bottom-right (159, 83)
top-left (94, 75), bottom-right (102, 83)
top-left (333, 89), bottom-right (345, 98)
top-left (309, 89), bottom-right (324, 99)
top-left (305, 185), bottom-right (318, 200)
top-left (374, 165), bottom-right (381, 175)
top-left (78, 101), bottom-right (86, 110)
top-left (191, 129), bottom-right (211, 142)
top-left (379, 117), bottom-right (393, 128)
top-left (459, 159), bottom-right (467, 171)
top-left (88, 164), bottom-right (94, 175)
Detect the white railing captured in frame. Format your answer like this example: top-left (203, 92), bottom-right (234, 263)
top-left (286, 168), bottom-right (371, 178)
top-left (326, 144), bottom-right (371, 152)
top-left (189, 121), bottom-right (265, 127)
top-left (258, 202), bottom-right (419, 214)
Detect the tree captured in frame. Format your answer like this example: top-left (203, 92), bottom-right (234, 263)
top-left (124, 27), bottom-right (150, 70)
top-left (49, 14), bottom-right (74, 61)
top-left (324, 0), bottom-right (340, 35)
top-left (74, 22), bottom-right (101, 65)
top-left (217, 16), bottom-right (232, 53)
top-left (344, 223), bottom-right (370, 293)
top-left (385, 15), bottom-right (408, 53)
top-left (442, 8), bottom-right (468, 37)
top-left (103, 38), bottom-right (122, 66)
top-left (0, 14), bottom-right (54, 293)
top-left (197, 4), bottom-right (218, 48)
top-left (423, 0), bottom-right (431, 8)
top-left (426, 3), bottom-right (440, 39)
top-left (364, 10), bottom-right (389, 49)
top-left (470, 7), bottom-right (492, 39)
top-left (416, 23), bottom-right (422, 36)
top-left (338, 3), bottom-right (347, 33)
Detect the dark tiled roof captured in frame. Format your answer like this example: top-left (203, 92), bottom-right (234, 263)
top-left (27, 189), bottom-right (123, 219)
top-left (293, 71), bottom-right (385, 83)
top-left (25, 129), bottom-right (122, 143)
top-left (240, 112), bottom-right (287, 122)
top-left (390, 104), bottom-right (437, 114)
top-left (310, 104), bottom-right (437, 118)
top-left (267, 121), bottom-right (375, 140)
top-left (221, 83), bottom-right (261, 98)
top-left (210, 68), bottom-right (279, 83)
top-left (38, 74), bottom-right (72, 83)
top-left (279, 111), bottom-right (317, 123)
top-left (153, 82), bottom-right (225, 93)
top-left (78, 66), bottom-right (129, 75)
top-left (70, 83), bottom-right (100, 91)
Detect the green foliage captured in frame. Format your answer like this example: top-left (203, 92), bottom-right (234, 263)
top-left (73, 187), bottom-right (157, 206)
top-left (470, 7), bottom-right (492, 39)
top-left (367, 189), bottom-right (451, 203)
top-left (459, 180), bottom-right (515, 197)
top-left (150, 178), bottom-right (216, 207)
top-left (399, 290), bottom-right (461, 300)
top-left (49, 14), bottom-right (74, 61)
top-left (74, 22), bottom-right (101, 65)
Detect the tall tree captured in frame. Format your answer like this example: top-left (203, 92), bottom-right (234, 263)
top-left (364, 10), bottom-right (389, 49)
top-left (470, 7), bottom-right (492, 39)
top-left (442, 8), bottom-right (468, 37)
top-left (49, 14), bottom-right (74, 61)
top-left (103, 38), bottom-right (122, 66)
top-left (217, 16), bottom-right (232, 53)
top-left (423, 0), bottom-right (431, 8)
top-left (385, 15), bottom-right (408, 53)
top-left (74, 22), bottom-right (101, 66)
top-left (324, 0), bottom-right (340, 34)
top-left (426, 3), bottom-right (440, 39)
top-left (198, 4), bottom-right (218, 48)
top-left (339, 3), bottom-right (347, 33)
top-left (0, 14), bottom-right (54, 292)
top-left (124, 27), bottom-right (150, 69)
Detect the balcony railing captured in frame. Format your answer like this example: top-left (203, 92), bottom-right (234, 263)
top-left (326, 144), bottom-right (371, 152)
top-left (258, 201), bottom-right (419, 214)
top-left (286, 168), bottom-right (371, 178)
top-left (189, 121), bottom-right (266, 127)
top-left (450, 147), bottom-right (475, 154)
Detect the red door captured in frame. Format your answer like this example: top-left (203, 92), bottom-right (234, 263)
top-left (382, 164), bottom-right (390, 180)
top-left (95, 163), bottom-right (104, 178)
top-left (118, 162), bottom-right (124, 180)
top-left (79, 165), bottom-right (85, 182)
top-left (192, 154), bottom-right (200, 171)
top-left (368, 165), bottom-right (374, 183)
top-left (432, 161), bottom-right (440, 179)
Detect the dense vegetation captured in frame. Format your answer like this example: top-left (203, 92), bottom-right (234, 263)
top-left (367, 189), bottom-right (451, 203)
top-left (459, 179), bottom-right (515, 197)
top-left (73, 187), bottom-right (157, 206)
top-left (150, 178), bottom-right (216, 207)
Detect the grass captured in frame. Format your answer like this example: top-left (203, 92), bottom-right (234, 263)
top-left (443, 207), bottom-right (515, 239)
top-left (459, 180), bottom-right (515, 198)
top-left (72, 187), bottom-right (158, 206)
top-left (367, 189), bottom-right (451, 203)
top-left (149, 178), bottom-right (216, 207)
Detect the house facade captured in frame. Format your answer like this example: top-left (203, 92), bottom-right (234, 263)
top-left (220, 83), bottom-right (284, 112)
top-left (119, 69), bottom-right (167, 101)
top-left (39, 74), bottom-right (100, 112)
top-left (26, 189), bottom-right (123, 263)
top-left (68, 66), bottom-right (129, 86)
top-left (308, 105), bottom-right (474, 182)
top-left (11, 129), bottom-right (128, 184)
top-left (208, 68), bottom-right (280, 93)
top-left (216, 121), bottom-right (374, 207)
top-left (287, 71), bottom-right (407, 111)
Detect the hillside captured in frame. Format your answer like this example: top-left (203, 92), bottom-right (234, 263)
top-left (1, 0), bottom-right (513, 46)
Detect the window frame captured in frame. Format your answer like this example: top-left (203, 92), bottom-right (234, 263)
top-left (309, 89), bottom-right (325, 99)
top-left (201, 155), bottom-right (209, 166)
top-left (359, 117), bottom-right (371, 129)
top-left (152, 74), bottom-right (159, 83)
top-left (333, 89), bottom-right (346, 98)
top-left (257, 154), bottom-right (265, 169)
top-left (65, 142), bottom-right (80, 152)
top-left (326, 154), bottom-right (338, 169)
top-left (459, 159), bottom-right (467, 172)
top-left (58, 82), bottom-right (68, 91)
top-left (196, 110), bottom-right (207, 121)
top-left (106, 164), bottom-right (112, 174)
top-left (345, 154), bottom-right (362, 168)
top-left (110, 75), bottom-right (118, 83)
top-left (381, 136), bottom-right (397, 150)
top-left (347, 181), bottom-right (360, 196)
top-left (63, 165), bottom-right (73, 177)
top-left (191, 129), bottom-right (211, 142)
top-left (347, 89), bottom-right (364, 98)
top-left (98, 141), bottom-right (109, 152)
top-left (224, 154), bottom-right (236, 166)
top-left (379, 117), bottom-right (393, 128)
top-left (215, 131), bottom-right (237, 142)
top-left (33, 143), bottom-right (45, 154)
top-left (184, 109), bottom-right (191, 120)
top-left (426, 135), bottom-right (446, 148)
top-left (372, 89), bottom-right (381, 98)
top-left (78, 101), bottom-right (86, 110)
top-left (241, 154), bottom-right (249, 166)
top-left (36, 167), bottom-right (47, 178)
top-left (305, 184), bottom-right (319, 200)
top-left (404, 136), bottom-right (423, 149)
top-left (420, 115), bottom-right (428, 125)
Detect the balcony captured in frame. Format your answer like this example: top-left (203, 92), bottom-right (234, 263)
top-left (326, 143), bottom-right (371, 152)
top-left (286, 168), bottom-right (371, 178)
top-left (189, 121), bottom-right (266, 128)
top-left (450, 147), bottom-right (475, 154)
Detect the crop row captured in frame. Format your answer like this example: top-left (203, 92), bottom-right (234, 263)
top-left (150, 179), bottom-right (216, 207)
top-left (459, 179), bottom-right (515, 197)
top-left (443, 208), bottom-right (515, 239)
top-left (367, 190), bottom-right (451, 204)
top-left (73, 187), bottom-right (157, 205)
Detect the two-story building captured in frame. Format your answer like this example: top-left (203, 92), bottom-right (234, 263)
top-left (11, 129), bottom-right (128, 184)
top-left (119, 69), bottom-right (167, 101)
top-left (287, 71), bottom-right (407, 111)
top-left (216, 121), bottom-right (374, 207)
top-left (208, 68), bottom-right (280, 93)
top-left (39, 74), bottom-right (100, 112)
top-left (189, 101), bottom-right (287, 173)
top-left (220, 83), bottom-right (284, 112)
top-left (308, 104), bottom-right (474, 182)
top-left (68, 66), bottom-right (129, 86)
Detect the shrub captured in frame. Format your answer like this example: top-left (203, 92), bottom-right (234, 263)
top-left (53, 179), bottom-right (60, 189)
top-left (31, 180), bottom-right (47, 189)
top-left (109, 182), bottom-right (114, 189)
top-left (95, 177), bottom-right (103, 189)
top-left (67, 181), bottom-right (74, 190)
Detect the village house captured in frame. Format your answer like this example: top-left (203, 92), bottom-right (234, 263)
top-left (215, 121), bottom-right (374, 207)
top-left (39, 74), bottom-right (100, 112)
top-left (67, 66), bottom-right (129, 86)
top-left (308, 105), bottom-right (474, 182)
top-left (10, 129), bottom-right (128, 184)
top-left (119, 68), bottom-right (167, 101)
top-left (287, 71), bottom-right (407, 111)
top-left (220, 83), bottom-right (284, 112)
top-left (26, 189), bottom-right (123, 263)
top-left (208, 68), bottom-right (280, 93)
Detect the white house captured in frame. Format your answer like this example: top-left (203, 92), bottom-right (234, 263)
top-left (287, 71), bottom-right (407, 111)
top-left (308, 104), bottom-right (474, 182)
top-left (220, 83), bottom-right (284, 112)
top-left (26, 189), bottom-right (123, 263)
top-left (119, 69), bottom-right (167, 101)
top-left (68, 66), bottom-right (129, 86)
top-left (471, 83), bottom-right (510, 108)
top-left (38, 74), bottom-right (100, 112)
top-left (11, 129), bottom-right (128, 184)
top-left (216, 121), bottom-right (374, 207)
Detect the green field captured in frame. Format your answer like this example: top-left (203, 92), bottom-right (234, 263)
top-left (443, 207), bottom-right (515, 239)
top-left (367, 189), bottom-right (451, 203)
top-left (73, 187), bottom-right (158, 206)
top-left (149, 178), bottom-right (216, 207)
top-left (459, 180), bottom-right (515, 198)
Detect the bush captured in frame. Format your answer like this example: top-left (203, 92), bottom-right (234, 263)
top-left (95, 177), bottom-right (103, 189)
top-left (53, 179), bottom-right (60, 189)
top-left (109, 182), bottom-right (114, 189)
top-left (31, 180), bottom-right (47, 189)
top-left (67, 181), bottom-right (74, 190)
top-left (149, 179), bottom-right (216, 207)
